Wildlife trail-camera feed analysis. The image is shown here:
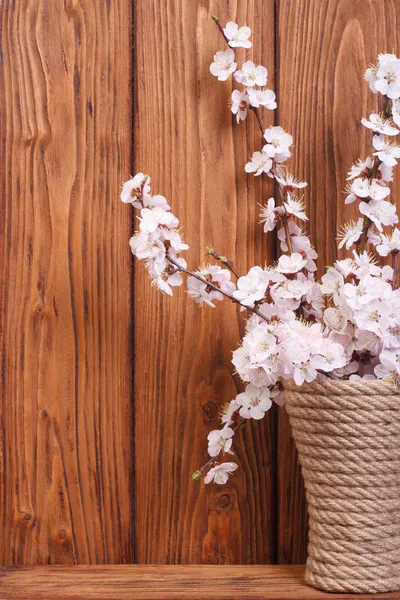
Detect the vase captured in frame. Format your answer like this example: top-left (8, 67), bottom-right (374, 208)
top-left (284, 378), bottom-right (400, 594)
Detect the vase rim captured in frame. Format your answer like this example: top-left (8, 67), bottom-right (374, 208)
top-left (284, 378), bottom-right (399, 395)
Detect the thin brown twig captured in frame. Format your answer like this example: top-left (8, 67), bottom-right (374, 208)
top-left (393, 251), bottom-right (399, 290)
top-left (282, 217), bottom-right (294, 255)
top-left (166, 256), bottom-right (269, 322)
top-left (212, 15), bottom-right (230, 44)
top-left (206, 246), bottom-right (241, 279)
top-left (212, 18), bottom-right (295, 257)
top-left (250, 106), bottom-right (265, 135)
top-left (212, 17), bottom-right (266, 139)
top-left (196, 417), bottom-right (246, 476)
top-left (135, 174), bottom-right (149, 208)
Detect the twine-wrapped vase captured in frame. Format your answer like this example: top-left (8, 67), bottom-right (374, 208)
top-left (285, 379), bottom-right (400, 594)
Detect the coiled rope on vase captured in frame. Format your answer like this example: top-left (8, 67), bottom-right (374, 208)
top-left (284, 378), bottom-right (400, 594)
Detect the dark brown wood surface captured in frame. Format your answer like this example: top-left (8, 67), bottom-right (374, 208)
top-left (1, 565), bottom-right (400, 600)
top-left (0, 0), bottom-right (133, 564)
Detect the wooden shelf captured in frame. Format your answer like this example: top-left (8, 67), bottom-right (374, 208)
top-left (0, 565), bottom-right (399, 600)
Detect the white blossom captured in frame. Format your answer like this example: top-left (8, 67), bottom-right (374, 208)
top-left (275, 173), bottom-right (307, 189)
top-left (130, 230), bottom-right (164, 261)
top-left (204, 461), bottom-right (238, 485)
top-left (355, 329), bottom-right (382, 355)
top-left (274, 277), bottom-right (312, 302)
top-left (144, 194), bottom-right (171, 210)
top-left (375, 54), bottom-right (400, 99)
top-left (372, 135), bottom-right (400, 166)
top-left (231, 89), bottom-right (249, 123)
top-left (260, 198), bottom-right (277, 232)
top-left (276, 252), bottom-right (307, 274)
top-left (379, 163), bottom-right (394, 182)
top-left (245, 150), bottom-right (272, 176)
top-left (347, 157), bottom-right (374, 180)
top-left (187, 265), bottom-right (235, 307)
top-left (221, 399), bottom-right (240, 426)
top-left (234, 61), bottom-right (267, 87)
top-left (139, 207), bottom-right (179, 234)
top-left (337, 218), bottom-right (364, 250)
top-left (246, 325), bottom-right (277, 363)
top-left (352, 250), bottom-right (381, 278)
top-left (263, 126), bottom-right (292, 162)
top-left (345, 177), bottom-right (391, 204)
top-left (343, 275), bottom-right (392, 310)
top-left (207, 427), bottom-right (234, 457)
top-left (161, 228), bottom-right (189, 253)
top-left (121, 173), bottom-right (151, 206)
top-left (323, 306), bottom-right (348, 333)
top-left (247, 88), bottom-right (277, 110)
top-left (354, 299), bottom-right (391, 336)
top-left (375, 349), bottom-right (400, 384)
top-left (236, 385), bottom-right (272, 419)
top-left (210, 49), bottom-right (237, 81)
top-left (376, 229), bottom-right (400, 257)
top-left (361, 113), bottom-right (399, 136)
top-left (223, 22), bottom-right (252, 48)
top-left (310, 340), bottom-right (347, 372)
top-left (233, 266), bottom-right (270, 307)
top-left (278, 222), bottom-right (316, 271)
top-left (150, 254), bottom-right (187, 296)
top-left (284, 196), bottom-right (308, 221)
top-left (359, 199), bottom-right (398, 232)
top-left (365, 64), bottom-right (379, 94)
top-left (320, 268), bottom-right (345, 305)
top-left (392, 99), bottom-right (400, 127)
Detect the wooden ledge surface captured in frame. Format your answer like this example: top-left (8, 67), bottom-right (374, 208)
top-left (0, 565), bottom-right (399, 600)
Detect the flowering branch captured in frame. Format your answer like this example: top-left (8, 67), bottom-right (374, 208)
top-left (206, 246), bottom-right (240, 279)
top-left (358, 95), bottom-right (391, 253)
top-left (212, 17), bottom-right (299, 259)
top-left (122, 25), bottom-right (400, 486)
top-left (212, 15), bottom-right (230, 44)
top-left (166, 255), bottom-right (269, 322)
top-left (250, 105), bottom-right (265, 135)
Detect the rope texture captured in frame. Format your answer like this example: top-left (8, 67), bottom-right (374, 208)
top-left (285, 379), bottom-right (400, 594)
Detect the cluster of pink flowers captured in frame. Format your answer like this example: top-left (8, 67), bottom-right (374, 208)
top-left (121, 173), bottom-right (188, 296)
top-left (122, 21), bottom-right (400, 485)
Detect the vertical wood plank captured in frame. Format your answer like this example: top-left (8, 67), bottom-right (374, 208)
top-left (276, 0), bottom-right (400, 563)
top-left (133, 1), bottom-right (278, 564)
top-left (0, 0), bottom-right (133, 564)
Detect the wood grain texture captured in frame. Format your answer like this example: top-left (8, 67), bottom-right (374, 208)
top-left (276, 0), bottom-right (400, 564)
top-left (1, 565), bottom-right (400, 599)
top-left (0, 1), bottom-right (133, 564)
top-left (133, 1), bottom-right (278, 564)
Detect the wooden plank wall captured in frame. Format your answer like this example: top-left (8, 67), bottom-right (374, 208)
top-left (0, 1), bottom-right (133, 564)
top-left (133, 0), bottom-right (278, 565)
top-left (1, 0), bottom-right (400, 567)
top-left (133, 0), bottom-right (400, 566)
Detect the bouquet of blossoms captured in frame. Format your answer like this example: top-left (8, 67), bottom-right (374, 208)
top-left (122, 18), bottom-right (400, 593)
top-left (121, 22), bottom-right (400, 488)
